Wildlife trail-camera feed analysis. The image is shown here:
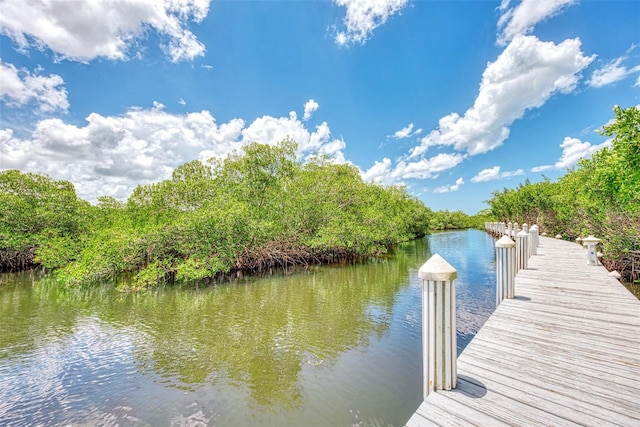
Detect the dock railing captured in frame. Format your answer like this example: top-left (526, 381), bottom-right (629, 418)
top-left (417, 222), bottom-right (607, 401)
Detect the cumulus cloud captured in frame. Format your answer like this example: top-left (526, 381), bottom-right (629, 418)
top-left (393, 153), bottom-right (465, 180)
top-left (554, 136), bottom-right (609, 169)
top-left (361, 35), bottom-right (592, 188)
top-left (334, 0), bottom-right (408, 46)
top-left (433, 177), bottom-right (464, 194)
top-left (530, 165), bottom-right (553, 173)
top-left (0, 0), bottom-right (210, 62)
top-left (303, 99), bottom-right (319, 121)
top-left (497, 0), bottom-right (576, 46)
top-left (470, 166), bottom-right (524, 183)
top-left (0, 61), bottom-right (69, 113)
top-left (588, 57), bottom-right (640, 88)
top-left (362, 152), bottom-right (464, 186)
top-left (531, 136), bottom-right (610, 172)
top-left (408, 35), bottom-right (594, 159)
top-left (392, 123), bottom-right (422, 139)
top-left (361, 158), bottom-right (392, 183)
top-left (0, 103), bottom-right (346, 201)
top-left (240, 111), bottom-right (346, 161)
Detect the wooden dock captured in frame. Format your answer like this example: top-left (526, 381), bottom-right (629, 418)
top-left (406, 235), bottom-right (640, 426)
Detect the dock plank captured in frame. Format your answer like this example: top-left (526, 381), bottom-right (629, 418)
top-left (406, 235), bottom-right (640, 427)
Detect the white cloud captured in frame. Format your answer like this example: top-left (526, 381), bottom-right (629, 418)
top-left (433, 177), bottom-right (464, 194)
top-left (532, 136), bottom-right (611, 172)
top-left (408, 35), bottom-right (594, 159)
top-left (470, 166), bottom-right (524, 183)
top-left (361, 36), bottom-right (592, 189)
top-left (554, 136), bottom-right (605, 169)
top-left (531, 165), bottom-right (553, 173)
top-left (393, 152), bottom-right (464, 180)
top-left (240, 111), bottom-right (346, 161)
top-left (499, 1), bottom-right (512, 12)
top-left (0, 61), bottom-right (69, 113)
top-left (0, 103), bottom-right (346, 202)
top-left (0, 0), bottom-right (210, 62)
top-left (588, 57), bottom-right (640, 88)
top-left (497, 0), bottom-right (576, 46)
top-left (392, 123), bottom-right (422, 139)
top-left (362, 152), bottom-right (464, 186)
top-left (362, 158), bottom-right (392, 183)
top-left (178, 98), bottom-right (186, 106)
top-left (303, 99), bottom-right (319, 121)
top-left (334, 0), bottom-right (408, 46)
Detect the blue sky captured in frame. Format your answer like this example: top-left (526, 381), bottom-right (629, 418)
top-left (1, 0), bottom-right (638, 213)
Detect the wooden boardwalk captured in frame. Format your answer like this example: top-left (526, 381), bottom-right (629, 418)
top-left (406, 235), bottom-right (640, 426)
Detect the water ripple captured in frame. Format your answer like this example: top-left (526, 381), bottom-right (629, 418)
top-left (0, 316), bottom-right (148, 426)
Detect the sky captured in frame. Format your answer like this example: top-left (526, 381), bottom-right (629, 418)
top-left (1, 0), bottom-right (639, 214)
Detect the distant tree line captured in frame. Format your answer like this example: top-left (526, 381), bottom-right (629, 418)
top-left (487, 106), bottom-right (639, 283)
top-left (2, 140), bottom-right (479, 291)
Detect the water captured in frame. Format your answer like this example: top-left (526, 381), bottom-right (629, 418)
top-left (0, 229), bottom-right (497, 426)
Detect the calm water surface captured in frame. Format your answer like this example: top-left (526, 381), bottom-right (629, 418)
top-left (0, 229), bottom-right (497, 426)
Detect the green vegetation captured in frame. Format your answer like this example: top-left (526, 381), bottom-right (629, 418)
top-left (8, 106), bottom-right (632, 290)
top-left (487, 106), bottom-right (639, 283)
top-left (0, 171), bottom-right (92, 271)
top-left (1, 140), bottom-right (436, 291)
top-left (429, 209), bottom-right (492, 231)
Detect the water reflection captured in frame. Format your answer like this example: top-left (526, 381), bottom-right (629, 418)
top-left (0, 231), bottom-right (496, 426)
top-left (427, 230), bottom-right (497, 346)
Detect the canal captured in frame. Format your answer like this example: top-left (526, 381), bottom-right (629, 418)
top-left (0, 229), bottom-right (497, 426)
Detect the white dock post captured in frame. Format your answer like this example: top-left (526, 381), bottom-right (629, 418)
top-left (582, 235), bottom-right (601, 265)
top-left (419, 254), bottom-right (458, 400)
top-left (529, 225), bottom-right (539, 256)
top-left (496, 235), bottom-right (516, 306)
top-left (516, 230), bottom-right (529, 272)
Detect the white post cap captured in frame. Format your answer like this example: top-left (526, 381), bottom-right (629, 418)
top-left (582, 235), bottom-right (601, 244)
top-left (495, 235), bottom-right (516, 248)
top-left (419, 254), bottom-right (458, 281)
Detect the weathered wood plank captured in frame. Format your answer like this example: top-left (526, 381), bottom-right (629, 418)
top-left (406, 235), bottom-right (640, 427)
top-left (460, 340), bottom-right (640, 410)
top-left (436, 377), bottom-right (580, 426)
top-left (456, 358), bottom-right (634, 426)
top-left (483, 309), bottom-right (640, 356)
top-left (469, 329), bottom-right (640, 386)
